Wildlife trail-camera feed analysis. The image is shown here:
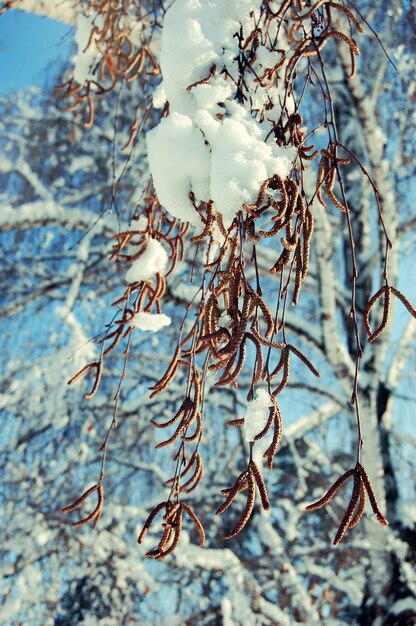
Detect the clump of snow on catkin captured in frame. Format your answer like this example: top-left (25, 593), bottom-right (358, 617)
top-left (210, 112), bottom-right (294, 222)
top-left (146, 113), bottom-right (210, 226)
top-left (130, 313), bottom-right (172, 332)
top-left (125, 238), bottom-right (168, 283)
top-left (146, 0), bottom-right (295, 227)
top-left (218, 311), bottom-right (232, 328)
top-left (243, 389), bottom-right (272, 442)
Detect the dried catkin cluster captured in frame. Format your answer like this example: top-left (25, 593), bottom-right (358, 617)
top-left (62, 0), bottom-right (416, 558)
top-left (56, 0), bottom-right (159, 131)
top-left (306, 463), bottom-right (388, 545)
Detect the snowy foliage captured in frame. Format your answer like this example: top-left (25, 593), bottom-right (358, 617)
top-left (1, 0), bottom-right (416, 625)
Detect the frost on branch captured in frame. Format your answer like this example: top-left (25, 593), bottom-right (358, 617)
top-left (62, 0), bottom-right (416, 560)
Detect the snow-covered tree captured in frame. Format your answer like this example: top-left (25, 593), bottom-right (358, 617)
top-left (1, 1), bottom-right (415, 624)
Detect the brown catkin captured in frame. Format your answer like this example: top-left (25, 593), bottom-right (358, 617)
top-left (182, 503), bottom-right (206, 547)
top-left (391, 286), bottom-right (416, 318)
top-left (356, 463), bottom-right (388, 526)
top-left (138, 502), bottom-right (167, 543)
top-left (223, 472), bottom-right (256, 539)
top-left (264, 410), bottom-right (283, 469)
top-left (349, 479), bottom-right (366, 529)
top-left (249, 461), bottom-right (270, 510)
top-left (216, 471), bottom-right (249, 516)
top-left (333, 472), bottom-right (361, 545)
top-left (305, 470), bottom-right (355, 510)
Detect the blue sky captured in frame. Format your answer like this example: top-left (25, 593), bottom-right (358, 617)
top-left (0, 10), bottom-right (73, 94)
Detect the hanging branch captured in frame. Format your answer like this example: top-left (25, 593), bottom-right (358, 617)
top-left (62, 0), bottom-right (416, 555)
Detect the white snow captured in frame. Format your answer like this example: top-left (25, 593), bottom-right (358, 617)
top-left (68, 155), bottom-right (95, 174)
top-left (146, 113), bottom-right (210, 226)
top-left (130, 312), bottom-right (172, 332)
top-left (243, 388), bottom-right (272, 442)
top-left (390, 597), bottom-right (416, 615)
top-left (210, 111), bottom-right (294, 222)
top-left (125, 238), bottom-right (169, 282)
top-left (13, 0), bottom-right (76, 24)
top-left (128, 215), bottom-right (148, 231)
top-left (152, 82), bottom-right (167, 109)
top-left (218, 312), bottom-right (232, 328)
top-left (146, 0), bottom-right (296, 227)
top-left (73, 11), bottom-right (104, 84)
top-left (221, 597), bottom-right (234, 626)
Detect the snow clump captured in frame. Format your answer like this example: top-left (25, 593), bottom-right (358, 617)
top-left (243, 388), bottom-right (272, 442)
top-left (125, 238), bottom-right (168, 283)
top-left (146, 0), bottom-right (296, 227)
top-left (130, 313), bottom-right (172, 332)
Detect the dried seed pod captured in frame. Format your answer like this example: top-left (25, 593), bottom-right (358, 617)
top-left (325, 166), bottom-right (346, 212)
top-left (250, 325), bottom-right (284, 349)
top-left (215, 336), bottom-right (247, 386)
top-left (182, 409), bottom-right (202, 442)
top-left (246, 285), bottom-right (275, 338)
top-left (163, 502), bottom-right (182, 521)
top-left (103, 327), bottom-right (123, 357)
top-left (155, 406), bottom-right (194, 449)
top-left (245, 332), bottom-right (264, 385)
top-left (166, 452), bottom-right (197, 486)
top-left (155, 510), bottom-right (183, 559)
top-left (191, 201), bottom-right (215, 243)
top-left (302, 209), bottom-right (314, 279)
top-left (316, 153), bottom-right (330, 206)
top-left (125, 48), bottom-right (145, 79)
top-left (321, 30), bottom-right (360, 56)
top-left (227, 418), bottom-right (245, 427)
top-left (327, 2), bottom-right (364, 32)
top-left (186, 63), bottom-right (216, 91)
top-left (254, 404), bottom-right (274, 441)
top-left (292, 244), bottom-right (303, 305)
top-left (271, 347), bottom-right (290, 396)
top-left (181, 454), bottom-right (204, 493)
top-left (151, 397), bottom-right (193, 429)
